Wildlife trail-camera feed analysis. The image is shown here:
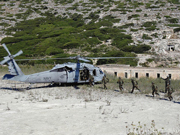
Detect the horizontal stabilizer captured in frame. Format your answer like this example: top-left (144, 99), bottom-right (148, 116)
top-left (0, 60), bottom-right (5, 65)
top-left (0, 57), bottom-right (10, 65)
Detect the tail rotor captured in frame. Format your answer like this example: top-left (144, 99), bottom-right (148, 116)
top-left (0, 43), bottom-right (24, 76)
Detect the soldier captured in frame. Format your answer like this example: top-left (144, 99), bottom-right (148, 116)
top-left (83, 68), bottom-right (89, 80)
top-left (89, 73), bottom-right (94, 87)
top-left (102, 75), bottom-right (109, 89)
top-left (131, 79), bottom-right (140, 93)
top-left (166, 83), bottom-right (173, 101)
top-left (117, 77), bottom-right (124, 91)
top-left (151, 82), bottom-right (159, 97)
top-left (161, 76), bottom-right (171, 93)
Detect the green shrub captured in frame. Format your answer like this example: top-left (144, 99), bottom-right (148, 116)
top-left (174, 27), bottom-right (180, 33)
top-left (128, 14), bottom-right (140, 20)
top-left (45, 47), bottom-right (64, 55)
top-left (145, 26), bottom-right (157, 31)
top-left (111, 33), bottom-right (132, 48)
top-left (121, 45), bottom-right (151, 53)
top-left (119, 23), bottom-right (134, 29)
top-left (62, 41), bottom-right (80, 49)
top-left (151, 33), bottom-right (158, 38)
top-left (167, 18), bottom-right (179, 23)
top-left (142, 34), bottom-right (152, 39)
top-left (167, 0), bottom-right (180, 4)
top-left (86, 37), bottom-right (102, 46)
top-left (142, 21), bottom-right (157, 27)
top-left (130, 29), bottom-right (138, 32)
top-left (167, 24), bottom-right (180, 27)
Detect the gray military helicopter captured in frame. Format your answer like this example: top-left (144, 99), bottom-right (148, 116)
top-left (0, 44), bottom-right (134, 88)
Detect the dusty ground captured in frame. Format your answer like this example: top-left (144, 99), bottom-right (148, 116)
top-left (0, 79), bottom-right (180, 135)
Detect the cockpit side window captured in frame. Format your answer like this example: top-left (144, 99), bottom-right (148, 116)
top-left (99, 69), bottom-right (103, 74)
top-left (65, 66), bottom-right (73, 71)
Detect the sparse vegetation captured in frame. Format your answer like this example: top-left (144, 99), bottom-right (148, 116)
top-left (126, 120), bottom-right (163, 135)
top-left (0, 0), bottom-right (180, 67)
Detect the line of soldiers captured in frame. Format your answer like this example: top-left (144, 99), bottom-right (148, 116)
top-left (100, 75), bottom-right (174, 101)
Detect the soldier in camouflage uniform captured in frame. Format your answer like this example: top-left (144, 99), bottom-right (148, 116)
top-left (89, 73), bottom-right (94, 87)
top-left (131, 79), bottom-right (140, 93)
top-left (102, 75), bottom-right (109, 89)
top-left (151, 82), bottom-right (159, 97)
top-left (166, 83), bottom-right (173, 101)
top-left (117, 77), bottom-right (124, 91)
top-left (161, 76), bottom-right (171, 93)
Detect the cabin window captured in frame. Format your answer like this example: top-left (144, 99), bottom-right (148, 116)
top-left (135, 72), bottom-right (138, 78)
top-left (157, 73), bottom-right (160, 78)
top-left (80, 69), bottom-right (89, 81)
top-left (93, 69), bottom-right (96, 76)
top-left (114, 72), bottom-right (117, 77)
top-left (146, 73), bottom-right (149, 78)
top-left (125, 72), bottom-right (128, 78)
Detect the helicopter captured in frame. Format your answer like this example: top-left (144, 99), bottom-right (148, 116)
top-left (0, 44), bottom-right (135, 88)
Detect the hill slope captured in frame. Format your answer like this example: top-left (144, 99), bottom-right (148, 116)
top-left (0, 0), bottom-right (180, 67)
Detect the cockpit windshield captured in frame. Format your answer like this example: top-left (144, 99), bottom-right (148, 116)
top-left (50, 67), bottom-right (65, 72)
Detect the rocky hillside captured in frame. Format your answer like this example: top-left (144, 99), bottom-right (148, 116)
top-left (0, 0), bottom-right (180, 67)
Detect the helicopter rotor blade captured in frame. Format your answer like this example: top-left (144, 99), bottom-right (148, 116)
top-left (86, 57), bottom-right (136, 59)
top-left (78, 58), bottom-right (91, 62)
top-left (14, 56), bottom-right (136, 62)
top-left (13, 50), bottom-right (23, 58)
top-left (15, 58), bottom-right (70, 61)
top-left (2, 44), bottom-right (11, 55)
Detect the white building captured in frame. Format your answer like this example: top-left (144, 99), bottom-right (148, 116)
top-left (99, 64), bottom-right (180, 80)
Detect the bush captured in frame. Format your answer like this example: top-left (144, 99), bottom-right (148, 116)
top-left (128, 14), bottom-right (140, 20)
top-left (86, 37), bottom-right (102, 46)
top-left (121, 45), bottom-right (151, 53)
top-left (174, 27), bottom-right (180, 33)
top-left (142, 21), bottom-right (157, 27)
top-left (62, 41), bottom-right (80, 49)
top-left (119, 23), bottom-right (134, 29)
top-left (45, 47), bottom-right (64, 55)
top-left (111, 33), bottom-right (132, 48)
top-left (168, 0), bottom-right (180, 4)
top-left (86, 12), bottom-right (99, 20)
top-left (142, 34), bottom-right (152, 39)
top-left (167, 18), bottom-right (179, 23)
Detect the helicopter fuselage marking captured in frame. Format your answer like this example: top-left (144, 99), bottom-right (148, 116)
top-left (44, 77), bottom-right (51, 81)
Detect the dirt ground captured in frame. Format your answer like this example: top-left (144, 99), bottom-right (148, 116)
top-left (0, 79), bottom-right (180, 135)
